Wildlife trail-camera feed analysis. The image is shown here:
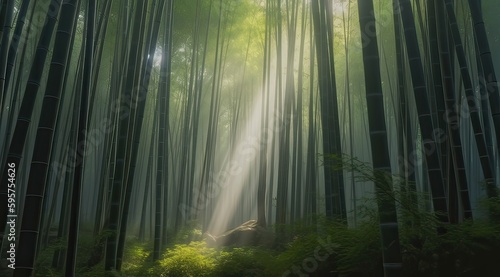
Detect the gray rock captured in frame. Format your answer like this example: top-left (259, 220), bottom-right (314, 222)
top-left (204, 220), bottom-right (274, 247)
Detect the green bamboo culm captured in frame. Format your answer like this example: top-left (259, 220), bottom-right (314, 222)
top-left (14, 0), bottom-right (81, 276)
top-left (357, 0), bottom-right (402, 275)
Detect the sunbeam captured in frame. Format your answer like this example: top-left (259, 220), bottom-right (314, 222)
top-left (206, 91), bottom-right (274, 235)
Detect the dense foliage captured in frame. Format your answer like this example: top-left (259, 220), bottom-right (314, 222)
top-left (1, 0), bottom-right (500, 276)
top-left (32, 193), bottom-right (500, 277)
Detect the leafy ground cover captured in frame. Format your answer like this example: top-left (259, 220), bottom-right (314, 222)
top-left (32, 196), bottom-right (500, 277)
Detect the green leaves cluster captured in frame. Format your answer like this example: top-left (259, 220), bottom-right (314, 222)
top-left (155, 241), bottom-right (217, 277)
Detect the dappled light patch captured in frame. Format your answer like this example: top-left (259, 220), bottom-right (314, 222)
top-left (155, 241), bottom-right (217, 277)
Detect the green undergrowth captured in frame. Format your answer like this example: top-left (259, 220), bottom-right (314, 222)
top-left (31, 157), bottom-right (500, 276)
top-left (121, 213), bottom-right (500, 277)
top-left (32, 195), bottom-right (500, 277)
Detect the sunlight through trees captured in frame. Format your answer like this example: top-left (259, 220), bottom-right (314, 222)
top-left (0, 0), bottom-right (500, 276)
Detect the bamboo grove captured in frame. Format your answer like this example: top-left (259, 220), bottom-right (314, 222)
top-left (0, 0), bottom-right (499, 276)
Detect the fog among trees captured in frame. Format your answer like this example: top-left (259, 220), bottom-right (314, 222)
top-left (1, 0), bottom-right (500, 276)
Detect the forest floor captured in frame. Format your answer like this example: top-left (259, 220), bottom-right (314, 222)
top-left (25, 209), bottom-right (500, 277)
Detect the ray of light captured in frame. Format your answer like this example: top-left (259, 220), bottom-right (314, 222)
top-left (206, 90), bottom-right (277, 235)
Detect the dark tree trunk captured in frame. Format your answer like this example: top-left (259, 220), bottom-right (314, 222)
top-left (358, 1), bottom-right (403, 275)
top-left (310, 0), bottom-right (345, 220)
top-left (14, 0), bottom-right (80, 275)
top-left (0, 0), bottom-right (62, 247)
top-left (397, 0), bottom-right (449, 225)
top-left (65, 0), bottom-right (95, 275)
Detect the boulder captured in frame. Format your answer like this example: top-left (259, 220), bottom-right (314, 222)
top-left (204, 220), bottom-right (274, 248)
